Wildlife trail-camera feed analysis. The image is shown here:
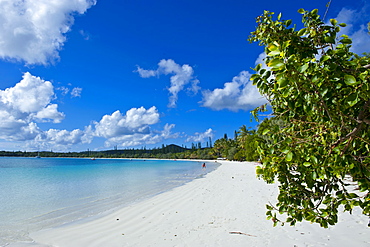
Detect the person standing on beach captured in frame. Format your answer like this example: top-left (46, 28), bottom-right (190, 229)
top-left (202, 163), bottom-right (206, 169)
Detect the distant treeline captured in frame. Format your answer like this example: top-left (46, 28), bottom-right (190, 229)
top-left (0, 144), bottom-right (215, 160)
top-left (1, 125), bottom-right (267, 161)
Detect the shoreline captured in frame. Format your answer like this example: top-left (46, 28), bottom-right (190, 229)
top-left (12, 161), bottom-right (370, 247)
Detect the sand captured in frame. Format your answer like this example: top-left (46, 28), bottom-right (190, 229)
top-left (18, 161), bottom-right (370, 246)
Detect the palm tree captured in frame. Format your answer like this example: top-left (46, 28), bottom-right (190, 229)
top-left (237, 125), bottom-right (255, 148)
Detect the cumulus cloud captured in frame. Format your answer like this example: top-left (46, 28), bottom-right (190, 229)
top-left (0, 72), bottom-right (65, 125)
top-left (0, 117), bottom-right (41, 142)
top-left (94, 107), bottom-right (160, 139)
top-left (104, 123), bottom-right (179, 148)
top-left (0, 72), bottom-right (95, 149)
top-left (0, 73), bottom-right (181, 150)
top-left (93, 106), bottom-right (180, 147)
top-left (185, 128), bottom-right (214, 143)
top-left (42, 127), bottom-right (93, 146)
top-left (34, 104), bottom-right (65, 123)
top-left (331, 7), bottom-right (370, 54)
top-left (0, 72), bottom-right (67, 142)
top-left (136, 59), bottom-right (200, 107)
top-left (28, 125), bottom-right (93, 151)
top-left (0, 0), bottom-right (96, 65)
top-left (201, 71), bottom-right (267, 111)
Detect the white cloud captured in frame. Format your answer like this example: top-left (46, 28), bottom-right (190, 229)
top-left (29, 125), bottom-right (93, 151)
top-left (0, 113), bottom-right (41, 141)
top-left (0, 72), bottom-right (65, 129)
top-left (185, 128), bottom-right (214, 143)
top-left (71, 87), bottom-right (82, 98)
top-left (57, 86), bottom-right (70, 96)
top-left (1, 72), bottom-right (55, 113)
top-left (0, 0), bottom-right (96, 65)
top-left (79, 30), bottom-right (91, 40)
top-left (56, 85), bottom-right (83, 98)
top-left (43, 127), bottom-right (93, 145)
top-left (34, 104), bottom-right (65, 123)
top-left (0, 74), bottom-right (180, 150)
top-left (201, 71), bottom-right (267, 111)
top-left (331, 7), bottom-right (370, 54)
top-left (102, 123), bottom-right (179, 148)
top-left (0, 72), bottom-right (88, 148)
top-left (94, 107), bottom-right (160, 139)
top-left (136, 59), bottom-right (200, 107)
top-left (136, 67), bottom-right (158, 78)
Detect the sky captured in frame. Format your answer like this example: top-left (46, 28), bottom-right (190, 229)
top-left (0, 0), bottom-right (369, 152)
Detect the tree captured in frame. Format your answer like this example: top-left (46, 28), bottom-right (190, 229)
top-left (249, 9), bottom-right (370, 227)
top-left (211, 137), bottom-right (230, 158)
top-left (237, 125), bottom-right (259, 161)
top-left (227, 146), bottom-right (238, 161)
top-left (237, 125), bottom-right (253, 143)
top-left (243, 134), bottom-right (260, 161)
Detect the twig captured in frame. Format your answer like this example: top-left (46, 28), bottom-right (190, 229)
top-left (229, 232), bottom-right (257, 237)
top-left (323, 1), bottom-right (332, 21)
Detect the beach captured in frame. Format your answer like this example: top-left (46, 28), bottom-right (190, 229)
top-left (17, 161), bottom-right (369, 246)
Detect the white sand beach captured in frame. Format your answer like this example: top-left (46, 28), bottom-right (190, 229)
top-left (19, 161), bottom-right (370, 246)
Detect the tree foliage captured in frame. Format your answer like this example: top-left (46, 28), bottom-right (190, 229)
top-left (249, 9), bottom-right (370, 227)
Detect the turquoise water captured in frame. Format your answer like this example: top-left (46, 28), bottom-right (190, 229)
top-left (0, 157), bottom-right (218, 246)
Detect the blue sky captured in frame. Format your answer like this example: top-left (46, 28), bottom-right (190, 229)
top-left (0, 0), bottom-right (369, 152)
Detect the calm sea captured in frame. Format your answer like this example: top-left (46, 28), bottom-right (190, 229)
top-left (0, 157), bottom-right (219, 246)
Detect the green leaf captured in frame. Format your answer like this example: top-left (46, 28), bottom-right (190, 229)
top-left (299, 63), bottom-right (309, 73)
top-left (277, 12), bottom-right (282, 20)
top-left (344, 75), bottom-right (358, 86)
top-left (256, 166), bottom-right (264, 175)
top-left (324, 36), bottom-right (335, 44)
top-left (297, 28), bottom-right (307, 36)
top-left (278, 77), bottom-right (289, 88)
top-left (348, 193), bottom-right (358, 199)
top-left (320, 55), bottom-right (330, 62)
top-left (255, 63), bottom-right (262, 71)
top-left (330, 19), bottom-right (337, 26)
top-left (267, 44), bottom-right (279, 52)
top-left (268, 58), bottom-right (285, 70)
top-left (310, 156), bottom-right (318, 164)
top-left (340, 38), bottom-right (352, 44)
top-left (267, 50), bottom-right (281, 56)
top-left (282, 88), bottom-right (290, 97)
top-left (262, 128), bottom-right (270, 135)
top-left (339, 23), bottom-right (347, 27)
top-left (286, 152), bottom-right (293, 162)
top-left (346, 93), bottom-right (359, 107)
top-left (298, 8), bottom-right (305, 14)
top-left (303, 162), bottom-right (311, 167)
top-left (310, 9), bottom-right (318, 15)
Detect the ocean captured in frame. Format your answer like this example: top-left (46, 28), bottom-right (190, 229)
top-left (0, 157), bottom-right (219, 246)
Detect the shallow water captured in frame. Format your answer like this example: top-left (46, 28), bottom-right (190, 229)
top-left (0, 157), bottom-right (218, 246)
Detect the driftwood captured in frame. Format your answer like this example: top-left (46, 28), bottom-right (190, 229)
top-left (229, 231), bottom-right (257, 237)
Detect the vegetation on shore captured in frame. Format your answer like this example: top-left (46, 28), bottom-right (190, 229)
top-left (0, 127), bottom-right (261, 160)
top-left (249, 8), bottom-right (370, 227)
